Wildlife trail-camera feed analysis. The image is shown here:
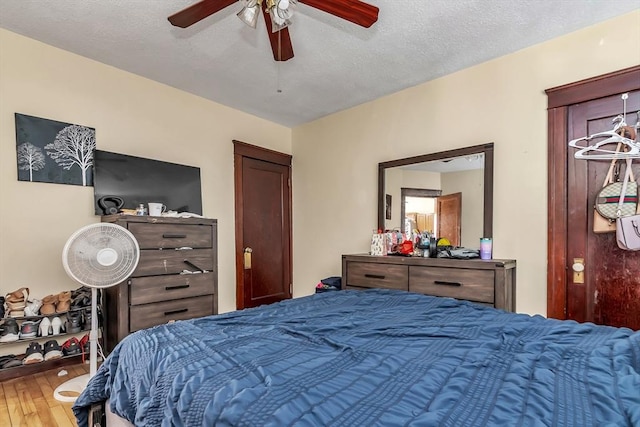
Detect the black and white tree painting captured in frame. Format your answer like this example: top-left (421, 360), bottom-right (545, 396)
top-left (15, 113), bottom-right (95, 186)
top-left (17, 142), bottom-right (45, 182)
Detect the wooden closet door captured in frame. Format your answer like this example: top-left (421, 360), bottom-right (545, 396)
top-left (547, 66), bottom-right (640, 330)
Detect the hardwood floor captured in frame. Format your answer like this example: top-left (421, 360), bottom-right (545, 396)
top-left (0, 363), bottom-right (88, 427)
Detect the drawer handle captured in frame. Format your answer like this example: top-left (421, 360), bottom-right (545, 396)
top-left (164, 308), bottom-right (188, 316)
top-left (365, 274), bottom-right (386, 279)
top-left (165, 284), bottom-right (190, 291)
top-left (183, 259), bottom-right (204, 272)
top-left (163, 233), bottom-right (187, 238)
top-left (434, 280), bottom-right (462, 287)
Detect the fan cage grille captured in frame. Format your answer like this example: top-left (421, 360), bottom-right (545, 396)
top-left (63, 223), bottom-right (140, 288)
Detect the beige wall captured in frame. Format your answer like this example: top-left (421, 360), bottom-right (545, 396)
top-left (292, 11), bottom-right (640, 315)
top-left (0, 29), bottom-right (292, 321)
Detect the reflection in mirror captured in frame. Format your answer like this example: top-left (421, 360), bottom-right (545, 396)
top-left (378, 143), bottom-right (493, 249)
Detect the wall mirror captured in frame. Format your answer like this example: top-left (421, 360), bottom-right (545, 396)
top-left (378, 143), bottom-right (493, 249)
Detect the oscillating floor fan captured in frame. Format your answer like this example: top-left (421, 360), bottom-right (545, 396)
top-left (54, 223), bottom-right (139, 402)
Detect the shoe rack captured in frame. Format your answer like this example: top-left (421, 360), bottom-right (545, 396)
top-left (0, 294), bottom-right (101, 381)
top-left (0, 316), bottom-right (95, 381)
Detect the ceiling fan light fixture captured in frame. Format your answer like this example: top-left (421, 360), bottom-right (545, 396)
top-left (269, 0), bottom-right (295, 32)
top-left (277, 0), bottom-right (290, 10)
top-left (237, 0), bottom-right (260, 28)
top-left (270, 16), bottom-right (292, 32)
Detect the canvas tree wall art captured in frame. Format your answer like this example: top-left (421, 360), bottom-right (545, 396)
top-left (15, 113), bottom-right (96, 186)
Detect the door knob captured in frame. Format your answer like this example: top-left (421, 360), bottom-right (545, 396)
top-left (244, 247), bottom-right (253, 269)
top-left (572, 258), bottom-right (584, 284)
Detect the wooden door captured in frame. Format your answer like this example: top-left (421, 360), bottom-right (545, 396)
top-left (547, 66), bottom-right (640, 329)
top-left (436, 193), bottom-right (461, 246)
top-left (234, 141), bottom-right (292, 309)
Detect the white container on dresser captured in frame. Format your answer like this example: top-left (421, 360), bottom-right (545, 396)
top-left (342, 254), bottom-right (516, 311)
top-left (102, 215), bottom-right (217, 352)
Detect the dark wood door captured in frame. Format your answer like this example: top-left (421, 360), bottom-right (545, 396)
top-left (234, 141), bottom-right (292, 309)
top-left (436, 192), bottom-right (461, 246)
top-left (547, 66), bottom-right (640, 330)
top-left (566, 92), bottom-right (640, 328)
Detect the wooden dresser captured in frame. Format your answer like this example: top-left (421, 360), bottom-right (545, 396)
top-left (342, 254), bottom-right (516, 311)
top-left (102, 215), bottom-right (218, 351)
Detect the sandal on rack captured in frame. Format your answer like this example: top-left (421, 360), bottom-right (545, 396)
top-left (56, 291), bottom-right (71, 313)
top-left (24, 298), bottom-right (42, 317)
top-left (5, 287), bottom-right (29, 303)
top-left (40, 294), bottom-right (58, 315)
top-left (5, 287), bottom-right (29, 318)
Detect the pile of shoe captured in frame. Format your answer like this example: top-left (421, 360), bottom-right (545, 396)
top-left (71, 286), bottom-right (94, 309)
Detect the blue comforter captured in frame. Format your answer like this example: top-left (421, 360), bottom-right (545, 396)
top-left (74, 289), bottom-right (640, 426)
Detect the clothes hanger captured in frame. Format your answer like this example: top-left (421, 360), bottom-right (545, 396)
top-left (569, 93), bottom-right (640, 160)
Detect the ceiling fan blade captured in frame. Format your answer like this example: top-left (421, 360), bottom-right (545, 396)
top-left (298, 0), bottom-right (379, 28)
top-left (262, 3), bottom-right (294, 61)
top-left (168, 0), bottom-right (237, 28)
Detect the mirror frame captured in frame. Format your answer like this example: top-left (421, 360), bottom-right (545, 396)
top-left (378, 142), bottom-right (494, 238)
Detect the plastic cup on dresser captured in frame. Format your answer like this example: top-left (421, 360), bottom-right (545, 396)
top-left (480, 238), bottom-right (493, 260)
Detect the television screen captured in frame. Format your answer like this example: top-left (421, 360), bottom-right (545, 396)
top-left (93, 150), bottom-right (202, 215)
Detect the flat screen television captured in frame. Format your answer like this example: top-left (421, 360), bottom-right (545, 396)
top-left (93, 150), bottom-right (202, 215)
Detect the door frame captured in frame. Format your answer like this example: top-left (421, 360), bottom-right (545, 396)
top-left (233, 140), bottom-right (293, 310)
top-left (545, 65), bottom-right (640, 320)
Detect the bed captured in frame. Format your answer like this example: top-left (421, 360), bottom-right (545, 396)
top-left (73, 289), bottom-right (640, 426)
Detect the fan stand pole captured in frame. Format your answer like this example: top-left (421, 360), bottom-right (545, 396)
top-left (53, 288), bottom-right (99, 403)
top-left (89, 287), bottom-right (98, 377)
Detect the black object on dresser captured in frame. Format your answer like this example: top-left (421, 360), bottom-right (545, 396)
top-left (342, 254), bottom-right (516, 311)
top-left (102, 215), bottom-right (218, 352)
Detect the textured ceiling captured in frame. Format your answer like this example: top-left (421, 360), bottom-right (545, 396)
top-left (0, 1), bottom-right (638, 127)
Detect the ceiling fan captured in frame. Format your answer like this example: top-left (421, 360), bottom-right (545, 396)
top-left (168, 0), bottom-right (379, 61)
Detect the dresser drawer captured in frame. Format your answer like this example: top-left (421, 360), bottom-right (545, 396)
top-left (130, 272), bottom-right (214, 306)
top-left (133, 248), bottom-right (214, 277)
top-left (346, 262), bottom-right (408, 290)
top-left (129, 295), bottom-right (214, 332)
top-left (409, 266), bottom-right (494, 304)
top-left (128, 223), bottom-right (212, 249)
